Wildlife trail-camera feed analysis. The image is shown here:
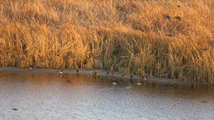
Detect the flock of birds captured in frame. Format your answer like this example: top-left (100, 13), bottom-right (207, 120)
top-left (58, 68), bottom-right (148, 86)
top-left (28, 66), bottom-right (194, 88)
top-left (58, 68), bottom-right (195, 88)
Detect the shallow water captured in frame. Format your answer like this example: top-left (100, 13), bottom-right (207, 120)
top-left (0, 67), bottom-right (214, 120)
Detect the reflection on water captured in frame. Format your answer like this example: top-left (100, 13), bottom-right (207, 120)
top-left (0, 68), bottom-right (214, 120)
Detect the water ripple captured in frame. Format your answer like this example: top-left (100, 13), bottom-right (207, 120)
top-left (0, 68), bottom-right (214, 120)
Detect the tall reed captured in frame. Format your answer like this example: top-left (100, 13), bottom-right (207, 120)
top-left (0, 0), bottom-right (213, 83)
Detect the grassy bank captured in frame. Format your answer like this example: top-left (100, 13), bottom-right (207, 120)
top-left (0, 0), bottom-right (214, 83)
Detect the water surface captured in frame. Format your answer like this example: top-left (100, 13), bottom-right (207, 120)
top-left (0, 67), bottom-right (214, 120)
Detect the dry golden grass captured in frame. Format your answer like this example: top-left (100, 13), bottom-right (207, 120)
top-left (0, 0), bottom-right (214, 83)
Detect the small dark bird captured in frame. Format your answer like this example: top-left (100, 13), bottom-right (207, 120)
top-left (141, 76), bottom-right (144, 79)
top-left (76, 69), bottom-right (79, 76)
top-left (190, 84), bottom-right (194, 88)
top-left (13, 108), bottom-right (18, 111)
top-left (130, 74), bottom-right (133, 79)
top-left (111, 72), bottom-right (116, 77)
top-left (105, 72), bottom-right (109, 78)
top-left (94, 72), bottom-right (98, 76)
top-left (142, 76), bottom-right (148, 80)
top-left (93, 71), bottom-right (98, 79)
top-left (122, 74), bottom-right (126, 79)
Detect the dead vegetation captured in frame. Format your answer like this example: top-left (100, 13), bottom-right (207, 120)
top-left (0, 0), bottom-right (214, 83)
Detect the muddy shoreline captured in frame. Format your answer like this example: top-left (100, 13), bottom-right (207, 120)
top-left (0, 67), bottom-right (199, 85)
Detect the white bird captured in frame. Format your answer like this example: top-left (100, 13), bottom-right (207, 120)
top-left (59, 69), bottom-right (63, 74)
top-left (29, 66), bottom-right (33, 70)
top-left (112, 82), bottom-right (117, 85)
top-left (137, 82), bottom-right (142, 85)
